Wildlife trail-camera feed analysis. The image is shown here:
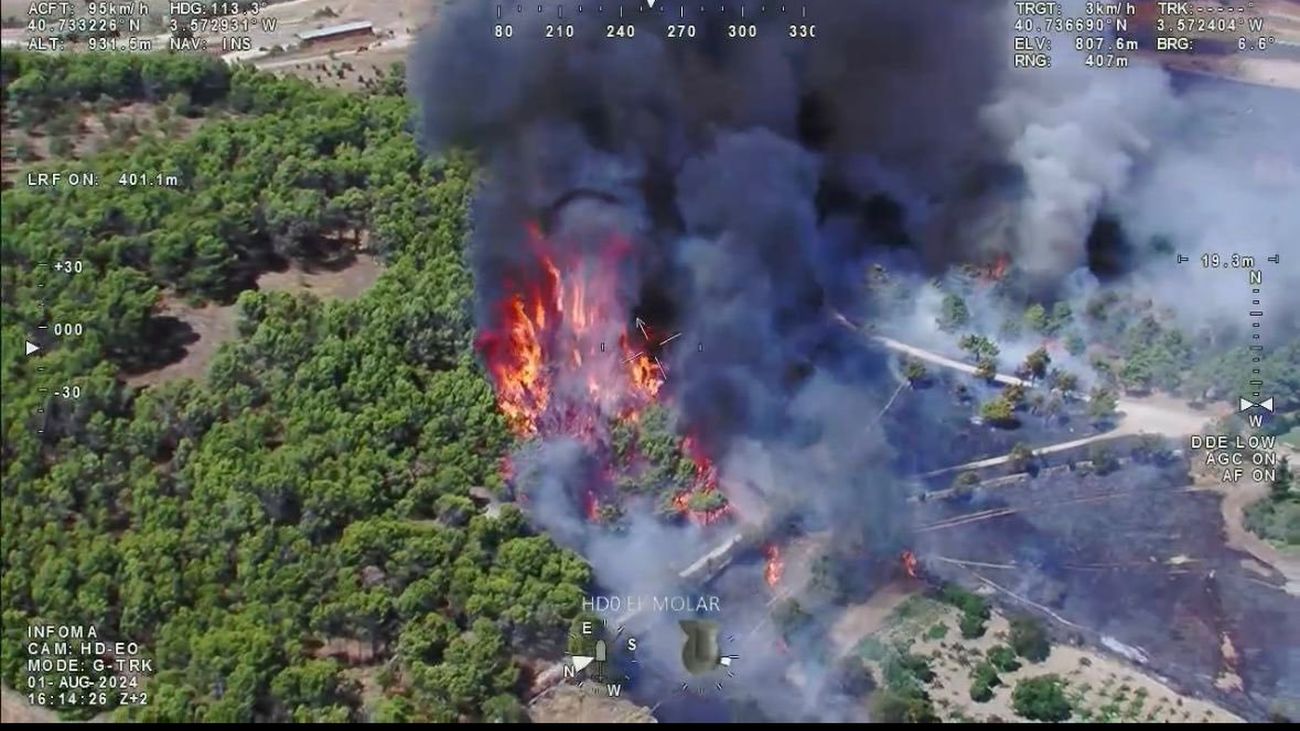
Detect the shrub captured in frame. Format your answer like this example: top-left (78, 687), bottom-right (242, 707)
top-left (1012, 675), bottom-right (1073, 722)
top-left (871, 689), bottom-right (940, 724)
top-left (959, 611), bottom-right (987, 639)
top-left (1010, 617), bottom-right (1051, 663)
top-left (941, 584), bottom-right (990, 638)
top-left (970, 661), bottom-right (1001, 703)
top-left (988, 645), bottom-right (1022, 673)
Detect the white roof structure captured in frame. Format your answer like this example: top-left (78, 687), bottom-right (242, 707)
top-left (296, 21), bottom-right (374, 42)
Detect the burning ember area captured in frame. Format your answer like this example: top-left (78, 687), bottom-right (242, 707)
top-left (986, 253), bottom-right (1010, 282)
top-left (973, 252), bottom-right (1010, 284)
top-left (477, 222), bottom-right (732, 527)
top-left (900, 549), bottom-right (919, 579)
top-left (476, 222), bottom-right (662, 439)
top-left (671, 436), bottom-right (733, 526)
top-left (764, 544), bottom-right (785, 589)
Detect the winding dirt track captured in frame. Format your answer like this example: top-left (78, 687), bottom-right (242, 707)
top-left (874, 334), bottom-right (1300, 596)
top-left (871, 335), bottom-right (1218, 478)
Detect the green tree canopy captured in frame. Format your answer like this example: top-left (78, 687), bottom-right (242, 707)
top-left (1, 51), bottom-right (590, 723)
top-left (1012, 675), bottom-right (1072, 722)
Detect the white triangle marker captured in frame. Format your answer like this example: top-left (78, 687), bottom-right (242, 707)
top-left (25, 340), bottom-right (40, 356)
top-left (647, 0), bottom-right (657, 7)
top-left (571, 655), bottom-right (595, 672)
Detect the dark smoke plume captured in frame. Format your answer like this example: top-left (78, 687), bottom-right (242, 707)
top-left (405, 0), bottom-right (1300, 720)
top-left (409, 0), bottom-right (1011, 720)
top-left (411, 0), bottom-right (1011, 272)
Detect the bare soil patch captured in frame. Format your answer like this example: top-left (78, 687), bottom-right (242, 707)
top-left (1, 686), bottom-right (61, 723)
top-left (341, 665), bottom-right (387, 719)
top-left (527, 683), bottom-right (657, 724)
top-left (125, 253), bottom-right (383, 388)
top-left (1209, 479), bottom-right (1300, 596)
top-left (124, 301), bottom-right (239, 388)
top-left (257, 253), bottom-right (383, 299)
top-left (829, 580), bottom-right (917, 659)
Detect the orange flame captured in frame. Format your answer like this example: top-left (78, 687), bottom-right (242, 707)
top-left (480, 292), bottom-right (550, 436)
top-left (979, 252), bottom-right (1010, 283)
top-left (477, 222), bottom-right (661, 437)
top-left (667, 435), bottom-right (732, 526)
top-left (673, 491), bottom-right (691, 513)
top-left (900, 550), bottom-right (919, 579)
top-left (682, 436), bottom-right (719, 490)
top-left (478, 222), bottom-right (736, 532)
top-left (764, 544), bottom-right (784, 589)
top-left (629, 352), bottom-right (663, 399)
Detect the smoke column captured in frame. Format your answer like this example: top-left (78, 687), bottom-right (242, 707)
top-left (408, 1), bottom-right (1016, 718)
top-left (408, 0), bottom-right (1298, 720)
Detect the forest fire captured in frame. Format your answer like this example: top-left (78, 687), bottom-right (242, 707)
top-left (474, 220), bottom-right (739, 531)
top-left (672, 436), bottom-right (732, 525)
top-left (627, 347), bottom-right (663, 400)
top-left (475, 222), bottom-right (663, 438)
top-left (764, 544), bottom-right (785, 589)
top-left (485, 293), bottom-right (550, 435)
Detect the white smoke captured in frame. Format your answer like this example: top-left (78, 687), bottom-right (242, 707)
top-left (981, 0), bottom-right (1175, 280)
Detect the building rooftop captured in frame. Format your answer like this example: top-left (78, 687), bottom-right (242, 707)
top-left (296, 20), bottom-right (374, 42)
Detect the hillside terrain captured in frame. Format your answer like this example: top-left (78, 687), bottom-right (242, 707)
top-left (1, 51), bottom-right (589, 723)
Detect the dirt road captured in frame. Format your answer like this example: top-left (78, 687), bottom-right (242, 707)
top-left (917, 432), bottom-right (1126, 478)
top-left (1210, 479), bottom-right (1300, 597)
top-left (828, 581), bottom-right (917, 660)
top-left (881, 333), bottom-right (1300, 601)
top-left (872, 334), bottom-right (1223, 482)
top-left (873, 335), bottom-right (1215, 441)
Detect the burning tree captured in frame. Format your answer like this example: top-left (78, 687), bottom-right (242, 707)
top-left (473, 222), bottom-right (741, 531)
top-left (899, 550), bottom-right (919, 579)
top-left (481, 231), bottom-right (739, 527)
top-left (764, 543), bottom-right (785, 589)
top-left (476, 222), bottom-right (662, 439)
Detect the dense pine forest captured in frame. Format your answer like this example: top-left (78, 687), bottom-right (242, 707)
top-left (1, 51), bottom-right (589, 722)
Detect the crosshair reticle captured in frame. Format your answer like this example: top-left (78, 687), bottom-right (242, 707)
top-left (622, 317), bottom-right (683, 379)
